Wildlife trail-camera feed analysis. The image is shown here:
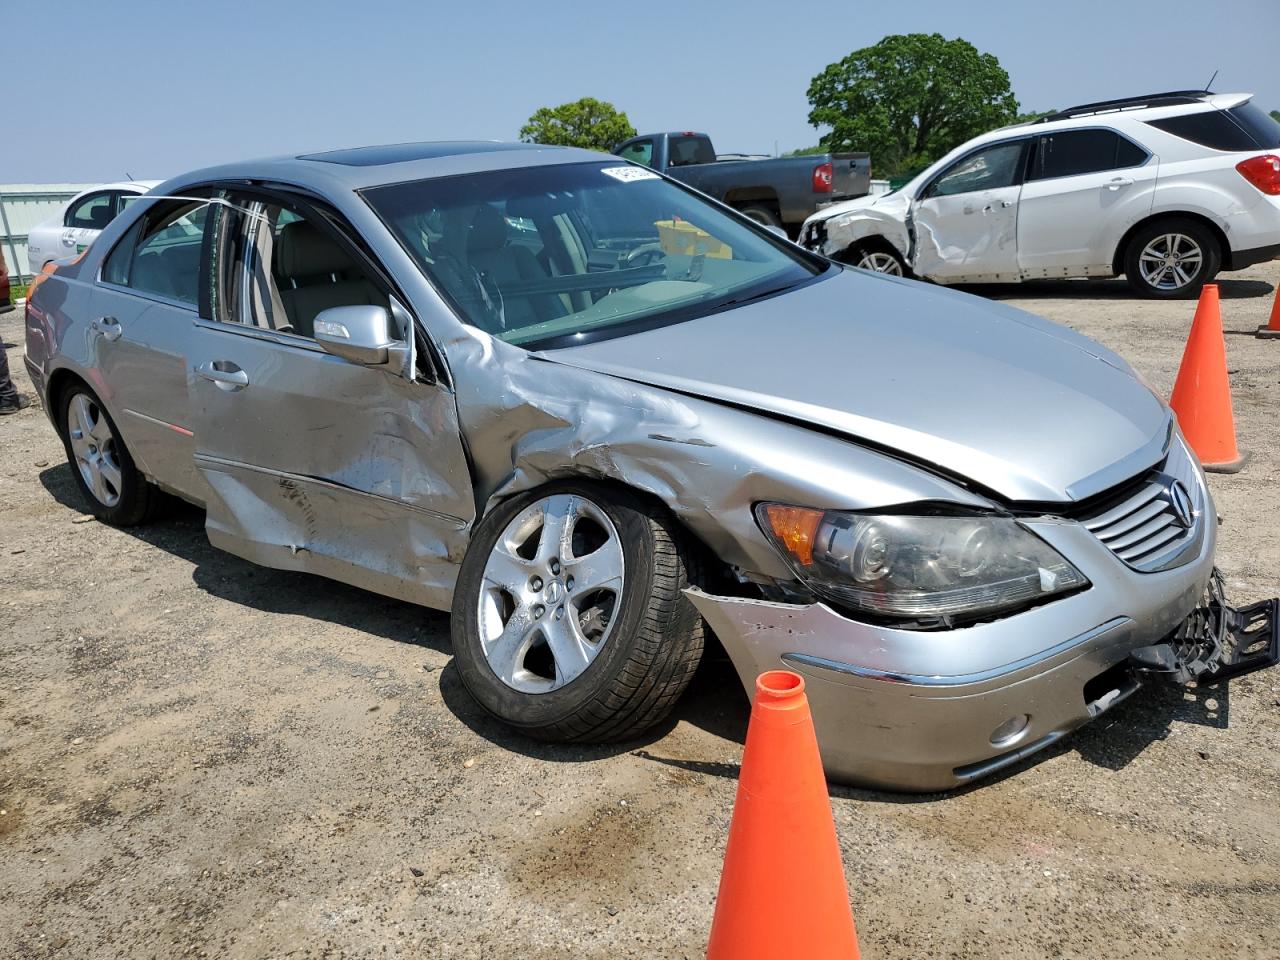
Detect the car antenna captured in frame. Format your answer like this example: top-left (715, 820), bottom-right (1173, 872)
top-left (1204, 69), bottom-right (1219, 92)
top-left (125, 172), bottom-right (134, 181)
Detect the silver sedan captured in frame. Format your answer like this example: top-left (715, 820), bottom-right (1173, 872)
top-left (23, 142), bottom-right (1276, 790)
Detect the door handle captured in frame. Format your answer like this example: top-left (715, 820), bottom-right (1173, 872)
top-left (92, 316), bottom-right (122, 342)
top-left (1105, 178), bottom-right (1134, 191)
top-left (196, 361), bottom-right (249, 390)
top-left (1001, 200), bottom-right (1015, 208)
top-left (61, 231), bottom-right (77, 247)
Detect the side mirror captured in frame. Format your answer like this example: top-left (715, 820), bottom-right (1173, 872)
top-left (313, 305), bottom-right (403, 366)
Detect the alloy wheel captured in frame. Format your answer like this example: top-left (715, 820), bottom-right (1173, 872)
top-left (67, 393), bottom-right (122, 508)
top-left (476, 493), bottom-right (625, 694)
top-left (1138, 233), bottom-right (1203, 291)
top-left (857, 251), bottom-right (904, 276)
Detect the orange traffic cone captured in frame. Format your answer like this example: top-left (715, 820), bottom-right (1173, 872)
top-left (706, 671), bottom-right (860, 960)
top-left (1169, 283), bottom-right (1250, 473)
top-left (1257, 283), bottom-right (1280, 339)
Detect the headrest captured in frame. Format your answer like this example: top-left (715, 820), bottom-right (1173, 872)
top-left (276, 220), bottom-right (355, 277)
top-left (467, 204), bottom-right (507, 255)
top-left (89, 205), bottom-right (112, 230)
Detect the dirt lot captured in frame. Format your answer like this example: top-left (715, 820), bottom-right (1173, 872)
top-left (2, 267), bottom-right (1279, 960)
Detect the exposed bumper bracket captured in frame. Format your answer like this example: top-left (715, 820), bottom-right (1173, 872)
top-left (1128, 570), bottom-right (1279, 685)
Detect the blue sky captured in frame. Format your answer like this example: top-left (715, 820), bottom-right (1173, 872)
top-left (12, 0), bottom-right (1280, 182)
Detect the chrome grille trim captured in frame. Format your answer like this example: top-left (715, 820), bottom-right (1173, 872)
top-left (1080, 439), bottom-right (1205, 573)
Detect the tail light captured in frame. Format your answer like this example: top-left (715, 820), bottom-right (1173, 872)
top-left (1236, 155), bottom-right (1280, 195)
top-left (812, 161), bottom-right (833, 193)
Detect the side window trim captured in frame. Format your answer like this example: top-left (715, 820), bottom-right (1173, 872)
top-left (1026, 127), bottom-right (1152, 183)
top-left (921, 138), bottom-right (1029, 199)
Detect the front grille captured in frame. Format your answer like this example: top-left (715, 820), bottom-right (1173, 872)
top-left (1080, 441), bottom-right (1204, 573)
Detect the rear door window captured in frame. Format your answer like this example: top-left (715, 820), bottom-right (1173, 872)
top-left (65, 192), bottom-right (117, 230)
top-left (103, 202), bottom-right (209, 305)
top-left (1027, 130), bottom-right (1147, 181)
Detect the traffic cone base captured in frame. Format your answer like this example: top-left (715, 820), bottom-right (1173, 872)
top-left (1202, 449), bottom-right (1252, 474)
top-left (1257, 283), bottom-right (1280, 338)
top-left (706, 670), bottom-right (860, 960)
top-left (1169, 283), bottom-right (1250, 472)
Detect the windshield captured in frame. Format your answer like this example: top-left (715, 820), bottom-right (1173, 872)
top-left (363, 161), bottom-right (825, 348)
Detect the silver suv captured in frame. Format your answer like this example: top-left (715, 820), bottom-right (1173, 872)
top-left (802, 91), bottom-right (1280, 297)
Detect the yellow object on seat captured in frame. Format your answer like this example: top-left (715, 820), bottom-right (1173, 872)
top-left (655, 219), bottom-right (733, 259)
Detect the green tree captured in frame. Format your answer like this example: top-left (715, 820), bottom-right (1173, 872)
top-left (1271, 109), bottom-right (1280, 123)
top-left (519, 97), bottom-right (636, 152)
top-left (806, 34), bottom-right (1019, 176)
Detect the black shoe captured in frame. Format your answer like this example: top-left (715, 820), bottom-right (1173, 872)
top-left (0, 395), bottom-right (31, 415)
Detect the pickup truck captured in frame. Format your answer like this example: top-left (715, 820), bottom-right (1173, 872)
top-left (613, 131), bottom-right (870, 237)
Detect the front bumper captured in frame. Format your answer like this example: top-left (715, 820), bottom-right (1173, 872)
top-left (688, 512), bottom-right (1224, 792)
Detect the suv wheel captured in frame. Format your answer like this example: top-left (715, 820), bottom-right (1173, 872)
top-left (58, 384), bottom-right (157, 525)
top-left (854, 248), bottom-right (906, 276)
top-left (451, 483), bottom-right (704, 743)
top-left (1124, 218), bottom-right (1220, 299)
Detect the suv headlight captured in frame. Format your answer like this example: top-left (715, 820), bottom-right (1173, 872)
top-left (755, 504), bottom-right (1088, 622)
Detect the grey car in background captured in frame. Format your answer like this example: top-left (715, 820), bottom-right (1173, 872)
top-left (23, 142), bottom-right (1277, 791)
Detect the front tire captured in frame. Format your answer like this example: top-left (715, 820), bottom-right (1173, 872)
top-left (451, 483), bottom-right (704, 743)
top-left (1124, 218), bottom-right (1220, 299)
top-left (58, 383), bottom-right (156, 525)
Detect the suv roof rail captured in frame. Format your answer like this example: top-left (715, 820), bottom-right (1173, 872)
top-left (1036, 90), bottom-right (1213, 123)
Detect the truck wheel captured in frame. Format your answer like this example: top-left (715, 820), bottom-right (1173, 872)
top-left (1124, 218), bottom-right (1220, 299)
top-left (737, 204), bottom-right (782, 229)
top-left (451, 483), bottom-right (704, 743)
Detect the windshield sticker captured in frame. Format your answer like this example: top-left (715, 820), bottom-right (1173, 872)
top-left (601, 166), bottom-right (659, 183)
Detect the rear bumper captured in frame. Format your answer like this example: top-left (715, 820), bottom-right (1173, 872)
top-left (687, 510), bottom-right (1218, 792)
top-left (1226, 241), bottom-right (1280, 271)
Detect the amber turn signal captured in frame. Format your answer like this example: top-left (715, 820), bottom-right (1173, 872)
top-left (761, 504), bottom-right (824, 566)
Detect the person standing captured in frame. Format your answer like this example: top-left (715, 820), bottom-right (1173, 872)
top-left (0, 340), bottom-right (30, 414)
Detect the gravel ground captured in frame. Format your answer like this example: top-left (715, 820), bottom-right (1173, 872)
top-left (2, 266), bottom-right (1279, 959)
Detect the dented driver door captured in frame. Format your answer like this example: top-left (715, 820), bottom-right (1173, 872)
top-left (187, 190), bottom-right (475, 610)
top-left (910, 138), bottom-right (1028, 283)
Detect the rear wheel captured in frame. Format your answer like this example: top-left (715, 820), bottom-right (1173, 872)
top-left (58, 383), bottom-right (156, 525)
top-left (737, 204), bottom-right (782, 229)
top-left (451, 483), bottom-right (704, 743)
top-left (1124, 218), bottom-right (1220, 299)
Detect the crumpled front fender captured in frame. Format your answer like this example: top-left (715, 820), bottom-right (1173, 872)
top-left (444, 326), bottom-right (987, 584)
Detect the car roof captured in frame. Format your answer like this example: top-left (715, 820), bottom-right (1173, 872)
top-left (157, 141), bottom-right (610, 196)
top-left (72, 180), bottom-right (162, 199)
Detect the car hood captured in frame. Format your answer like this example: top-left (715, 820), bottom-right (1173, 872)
top-left (546, 269), bottom-right (1170, 504)
top-left (806, 191), bottom-right (901, 226)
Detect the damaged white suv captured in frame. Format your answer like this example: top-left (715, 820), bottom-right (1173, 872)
top-left (801, 91), bottom-right (1280, 297)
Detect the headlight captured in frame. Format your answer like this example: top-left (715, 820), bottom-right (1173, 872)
top-left (755, 504), bottom-right (1088, 622)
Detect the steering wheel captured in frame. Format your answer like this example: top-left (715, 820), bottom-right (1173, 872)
top-left (625, 243), bottom-right (666, 267)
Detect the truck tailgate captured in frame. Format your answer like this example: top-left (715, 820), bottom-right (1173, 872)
top-left (829, 153), bottom-right (871, 199)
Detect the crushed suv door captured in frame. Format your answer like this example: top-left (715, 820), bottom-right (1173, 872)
top-left (910, 139), bottom-right (1026, 282)
top-left (187, 189), bottom-right (475, 610)
top-left (1016, 129), bottom-right (1157, 277)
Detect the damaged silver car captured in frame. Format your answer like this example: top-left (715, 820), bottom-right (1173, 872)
top-left (24, 142), bottom-right (1277, 791)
